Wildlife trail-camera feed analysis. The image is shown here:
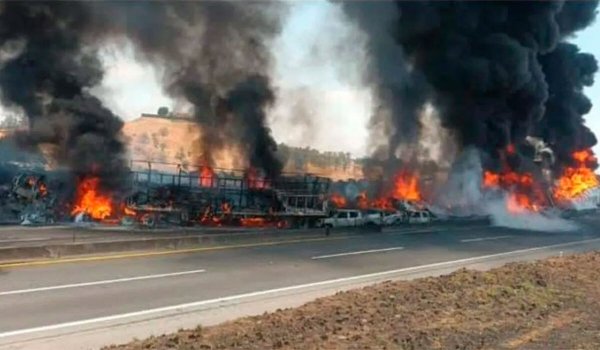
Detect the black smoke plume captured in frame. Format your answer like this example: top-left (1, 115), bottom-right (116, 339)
top-left (538, 1), bottom-right (599, 170)
top-left (0, 2), bottom-right (127, 190)
top-left (342, 1), bottom-right (429, 161)
top-left (346, 1), bottom-right (598, 172)
top-left (0, 1), bottom-right (284, 189)
top-left (95, 1), bottom-right (284, 178)
top-left (220, 75), bottom-right (281, 179)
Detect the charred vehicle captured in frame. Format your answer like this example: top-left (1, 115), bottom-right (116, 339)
top-left (122, 161), bottom-right (332, 228)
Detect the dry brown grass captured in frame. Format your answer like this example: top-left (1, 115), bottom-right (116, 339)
top-left (105, 252), bottom-right (600, 350)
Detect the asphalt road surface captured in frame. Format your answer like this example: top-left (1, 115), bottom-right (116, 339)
top-left (0, 216), bottom-right (599, 348)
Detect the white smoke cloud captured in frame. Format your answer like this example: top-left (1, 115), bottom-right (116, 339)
top-left (433, 147), bottom-right (578, 232)
top-left (269, 0), bottom-right (372, 157)
top-left (486, 197), bottom-right (578, 232)
top-left (91, 41), bottom-right (174, 120)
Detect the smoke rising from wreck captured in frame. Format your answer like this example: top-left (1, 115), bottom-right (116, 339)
top-left (0, 2), bottom-right (128, 190)
top-left (342, 1), bottom-right (430, 163)
top-left (345, 1), bottom-right (599, 174)
top-left (0, 1), bottom-right (284, 188)
top-left (1, 0), bottom-right (598, 199)
top-left (97, 1), bottom-right (285, 178)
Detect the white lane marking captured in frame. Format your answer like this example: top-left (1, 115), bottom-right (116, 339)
top-left (385, 225), bottom-right (488, 235)
top-left (312, 246), bottom-right (404, 260)
top-left (0, 269), bottom-right (206, 296)
top-left (1, 237), bottom-right (598, 340)
top-left (460, 235), bottom-right (513, 243)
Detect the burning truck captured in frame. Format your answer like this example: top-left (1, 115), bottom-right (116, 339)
top-left (324, 138), bottom-right (600, 224)
top-left (2, 135), bottom-right (598, 229)
top-left (1, 160), bottom-right (332, 229)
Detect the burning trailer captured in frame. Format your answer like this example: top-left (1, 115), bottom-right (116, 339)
top-left (120, 161), bottom-right (332, 228)
top-left (0, 156), bottom-right (335, 228)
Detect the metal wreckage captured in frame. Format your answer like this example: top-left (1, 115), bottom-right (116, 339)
top-left (0, 160), bottom-right (333, 228)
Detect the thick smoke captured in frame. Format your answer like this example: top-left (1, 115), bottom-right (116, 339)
top-left (0, 2), bottom-right (128, 189)
top-left (219, 75), bottom-right (281, 178)
top-left (0, 1), bottom-right (284, 189)
top-left (95, 2), bottom-right (285, 178)
top-left (342, 2), bottom-right (429, 161)
top-left (346, 1), bottom-right (598, 173)
top-left (538, 41), bottom-right (598, 170)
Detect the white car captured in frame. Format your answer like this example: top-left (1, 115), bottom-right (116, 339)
top-left (383, 211), bottom-right (407, 225)
top-left (321, 209), bottom-right (364, 228)
top-left (407, 210), bottom-right (434, 224)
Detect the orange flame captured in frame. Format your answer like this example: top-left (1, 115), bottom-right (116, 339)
top-left (39, 182), bottom-right (48, 197)
top-left (199, 165), bottom-right (216, 187)
top-left (221, 202), bottom-right (232, 214)
top-left (506, 193), bottom-right (540, 213)
top-left (330, 169), bottom-right (423, 211)
top-left (123, 207), bottom-right (136, 216)
top-left (370, 197), bottom-right (395, 210)
top-left (482, 170), bottom-right (545, 212)
top-left (356, 191), bottom-right (369, 209)
top-left (554, 149), bottom-right (599, 201)
top-left (329, 193), bottom-right (347, 208)
top-left (246, 168), bottom-right (270, 189)
top-left (391, 170), bottom-right (422, 201)
top-left (240, 217), bottom-right (268, 227)
top-left (483, 171), bottom-right (500, 187)
top-left (71, 177), bottom-right (113, 220)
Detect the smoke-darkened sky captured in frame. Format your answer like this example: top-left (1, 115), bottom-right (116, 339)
top-left (1, 0), bottom-right (599, 159)
top-left (573, 21), bottom-right (600, 156)
top-left (89, 1), bottom-right (373, 157)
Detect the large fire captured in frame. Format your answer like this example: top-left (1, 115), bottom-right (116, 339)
top-left (553, 149), bottom-right (599, 202)
top-left (329, 169), bottom-right (423, 210)
top-left (329, 193), bottom-right (347, 208)
top-left (71, 177), bottom-right (114, 220)
top-left (482, 170), bottom-right (546, 212)
top-left (392, 170), bottom-right (422, 201)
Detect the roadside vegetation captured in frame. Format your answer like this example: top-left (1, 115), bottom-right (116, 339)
top-left (106, 252), bottom-right (600, 349)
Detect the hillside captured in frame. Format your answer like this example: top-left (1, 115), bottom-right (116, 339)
top-left (122, 115), bottom-right (200, 168)
top-left (122, 114), bottom-right (364, 179)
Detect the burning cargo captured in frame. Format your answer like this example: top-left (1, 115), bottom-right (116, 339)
top-left (0, 160), bottom-right (332, 228)
top-left (96, 161), bottom-right (331, 228)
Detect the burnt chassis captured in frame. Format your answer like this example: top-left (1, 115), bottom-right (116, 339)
top-left (1, 172), bottom-right (61, 224)
top-left (124, 161), bottom-right (332, 228)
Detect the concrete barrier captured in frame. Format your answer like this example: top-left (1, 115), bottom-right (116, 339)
top-left (0, 221), bottom-right (489, 264)
top-left (0, 227), bottom-right (345, 263)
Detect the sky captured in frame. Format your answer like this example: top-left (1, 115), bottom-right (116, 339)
top-left (2, 1), bottom-right (600, 158)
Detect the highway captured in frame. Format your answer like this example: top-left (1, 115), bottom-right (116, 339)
top-left (0, 217), bottom-right (600, 349)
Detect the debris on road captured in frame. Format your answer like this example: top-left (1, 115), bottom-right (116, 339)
top-left (105, 251), bottom-right (600, 350)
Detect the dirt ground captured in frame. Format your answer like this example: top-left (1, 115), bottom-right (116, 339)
top-left (106, 252), bottom-right (600, 349)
